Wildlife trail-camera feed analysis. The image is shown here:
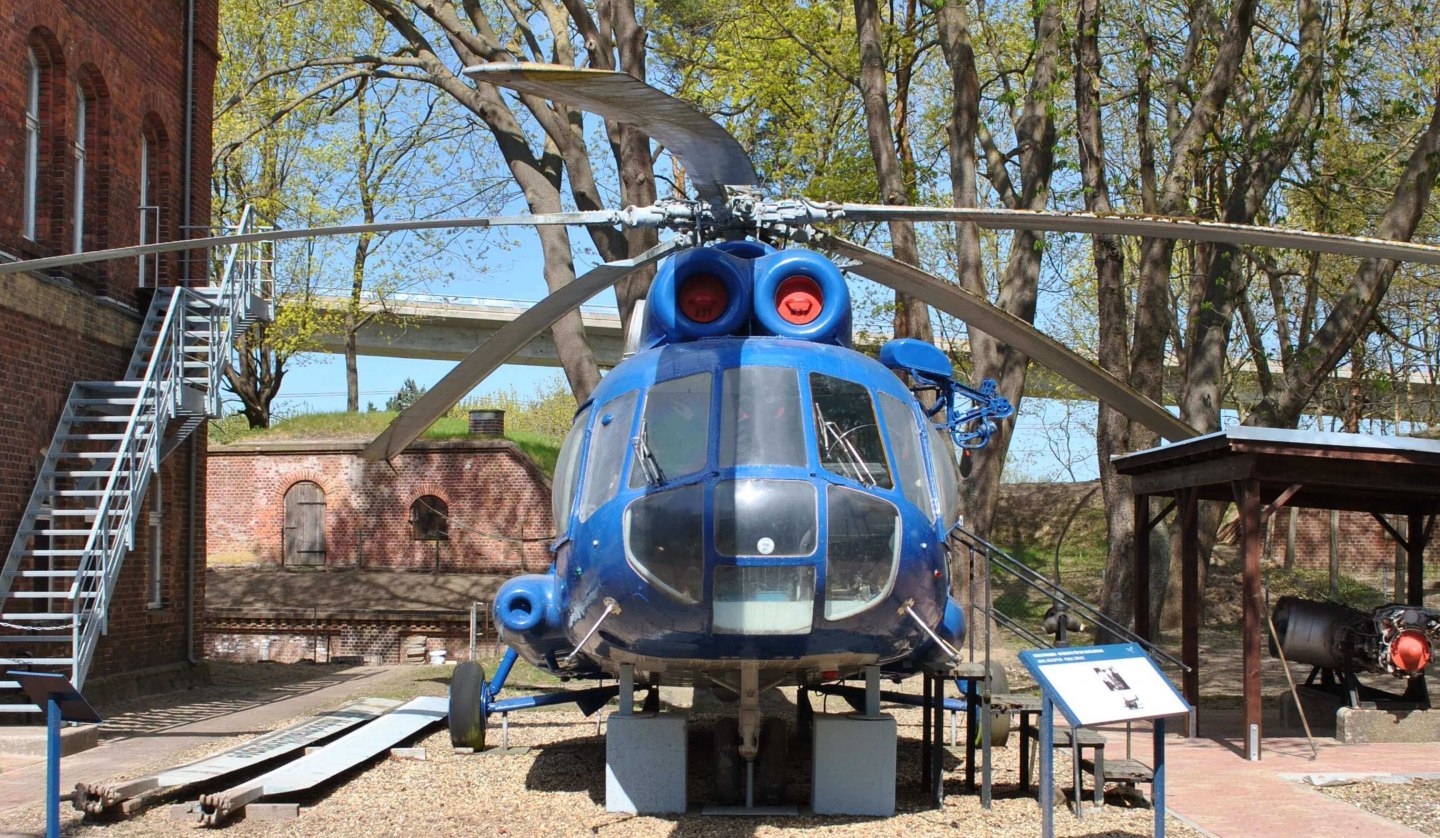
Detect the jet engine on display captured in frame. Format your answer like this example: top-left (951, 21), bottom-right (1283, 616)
top-left (1271, 596), bottom-right (1439, 706)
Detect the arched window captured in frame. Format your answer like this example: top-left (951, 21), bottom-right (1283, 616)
top-left (23, 49), bottom-right (40, 241)
top-left (71, 79), bottom-right (86, 253)
top-left (139, 115), bottom-right (170, 285)
top-left (411, 496), bottom-right (449, 541)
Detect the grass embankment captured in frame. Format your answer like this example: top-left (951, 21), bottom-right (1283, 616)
top-left (212, 410), bottom-right (562, 476)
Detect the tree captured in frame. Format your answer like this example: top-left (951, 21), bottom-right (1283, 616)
top-left (387, 377), bottom-right (427, 411)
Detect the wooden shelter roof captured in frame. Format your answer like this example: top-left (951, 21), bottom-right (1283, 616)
top-left (1111, 427), bottom-right (1440, 516)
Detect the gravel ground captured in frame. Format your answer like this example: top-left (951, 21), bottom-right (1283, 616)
top-left (1314, 778), bottom-right (1440, 836)
top-left (0, 665), bottom-right (1204, 838)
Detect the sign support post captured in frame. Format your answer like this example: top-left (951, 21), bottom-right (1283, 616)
top-left (8, 671), bottom-right (102, 838)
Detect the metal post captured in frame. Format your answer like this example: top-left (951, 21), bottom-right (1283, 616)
top-left (864, 665), bottom-right (881, 717)
top-left (1040, 689), bottom-right (1054, 838)
top-left (1407, 513), bottom-right (1426, 606)
top-left (618, 664), bottom-right (634, 715)
top-left (982, 545), bottom-right (993, 809)
top-left (1328, 509), bottom-right (1340, 599)
top-left (1154, 717), bottom-right (1167, 838)
top-left (47, 697), bottom-right (60, 838)
top-left (921, 672), bottom-right (933, 791)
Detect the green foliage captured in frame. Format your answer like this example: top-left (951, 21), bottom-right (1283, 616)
top-left (1265, 568), bottom-right (1390, 613)
top-left (385, 378), bottom-right (427, 412)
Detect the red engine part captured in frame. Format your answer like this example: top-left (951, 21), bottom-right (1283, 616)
top-left (775, 276), bottom-right (823, 325)
top-left (678, 274), bottom-right (728, 324)
top-left (1389, 629), bottom-right (1432, 675)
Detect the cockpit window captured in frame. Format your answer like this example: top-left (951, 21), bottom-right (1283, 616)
top-left (579, 390), bottom-right (638, 521)
top-left (719, 367), bottom-right (805, 468)
top-left (809, 373), bottom-right (893, 489)
top-left (879, 393), bottom-right (932, 515)
top-left (929, 425), bottom-right (961, 530)
top-left (629, 372), bottom-right (711, 488)
top-left (552, 405), bottom-right (591, 532)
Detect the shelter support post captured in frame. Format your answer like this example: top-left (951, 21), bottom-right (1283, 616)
top-left (1407, 513), bottom-right (1428, 606)
top-left (1180, 489), bottom-right (1200, 727)
top-left (1237, 479), bottom-right (1263, 760)
top-left (1134, 494), bottom-right (1152, 642)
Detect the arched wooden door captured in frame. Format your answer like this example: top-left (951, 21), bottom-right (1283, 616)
top-left (283, 481), bottom-right (326, 566)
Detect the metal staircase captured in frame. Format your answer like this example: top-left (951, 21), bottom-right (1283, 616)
top-left (0, 208), bottom-right (272, 710)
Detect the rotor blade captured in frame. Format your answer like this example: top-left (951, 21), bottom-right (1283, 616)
top-left (818, 235), bottom-right (1198, 443)
top-left (362, 237), bottom-right (687, 462)
top-left (465, 63), bottom-right (758, 202)
top-left (839, 204), bottom-right (1440, 266)
top-left (0, 211), bottom-right (623, 277)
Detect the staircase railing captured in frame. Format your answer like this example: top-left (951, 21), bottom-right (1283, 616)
top-left (1, 206), bottom-right (272, 695)
top-left (952, 524), bottom-right (1188, 672)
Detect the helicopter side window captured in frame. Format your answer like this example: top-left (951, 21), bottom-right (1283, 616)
top-left (719, 367), bottom-right (805, 467)
top-left (579, 391), bottom-right (638, 521)
top-left (824, 486), bottom-right (900, 620)
top-left (879, 393), bottom-right (932, 515)
top-left (809, 373), bottom-right (893, 489)
top-left (929, 425), bottom-right (961, 530)
top-left (629, 373), bottom-right (712, 488)
top-left (551, 405), bottom-right (591, 532)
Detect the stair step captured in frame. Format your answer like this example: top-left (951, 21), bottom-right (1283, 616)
top-left (1, 658), bottom-right (75, 666)
top-left (46, 509), bottom-right (125, 518)
top-left (68, 415), bottom-right (146, 423)
top-left (17, 528), bottom-right (117, 536)
top-left (55, 452), bottom-right (123, 459)
top-left (38, 490), bottom-right (109, 497)
top-left (55, 433), bottom-right (131, 441)
top-left (17, 549), bottom-right (91, 557)
top-left (0, 635), bottom-right (71, 643)
top-left (53, 471), bottom-right (126, 478)
top-left (9, 592), bottom-right (96, 600)
top-left (0, 613), bottom-right (79, 621)
top-left (19, 570), bottom-right (102, 578)
top-left (0, 706), bottom-right (45, 714)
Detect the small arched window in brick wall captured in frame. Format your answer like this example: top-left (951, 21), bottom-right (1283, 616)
top-left (24, 28), bottom-right (64, 251)
top-left (139, 114), bottom-right (171, 286)
top-left (411, 495), bottom-right (449, 541)
top-left (71, 65), bottom-right (111, 275)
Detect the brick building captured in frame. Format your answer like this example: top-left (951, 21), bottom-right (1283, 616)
top-left (204, 437), bottom-right (554, 663)
top-left (1, 1), bottom-right (219, 699)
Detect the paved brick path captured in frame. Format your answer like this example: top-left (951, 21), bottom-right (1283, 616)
top-left (1165, 734), bottom-right (1436, 837)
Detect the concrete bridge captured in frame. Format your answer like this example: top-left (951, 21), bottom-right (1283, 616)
top-left (310, 291), bottom-right (1438, 422)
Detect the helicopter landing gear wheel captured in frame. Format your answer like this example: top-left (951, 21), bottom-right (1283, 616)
top-left (971, 660), bottom-right (1011, 748)
top-left (755, 717), bottom-right (788, 805)
top-left (449, 661), bottom-right (488, 750)
top-left (642, 685), bottom-right (660, 714)
top-left (796, 688), bottom-right (814, 742)
top-left (712, 717), bottom-right (742, 805)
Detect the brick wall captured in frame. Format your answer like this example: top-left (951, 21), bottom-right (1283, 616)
top-left (206, 440), bottom-right (553, 573)
top-left (205, 616), bottom-right (485, 665)
top-left (1, 0), bottom-right (218, 299)
top-left (0, 2), bottom-right (218, 688)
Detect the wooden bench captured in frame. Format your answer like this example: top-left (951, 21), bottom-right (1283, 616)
top-left (1019, 719), bottom-right (1109, 805)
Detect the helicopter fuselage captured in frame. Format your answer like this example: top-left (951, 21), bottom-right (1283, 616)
top-left (497, 334), bottom-right (966, 687)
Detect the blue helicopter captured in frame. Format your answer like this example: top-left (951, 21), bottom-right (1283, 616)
top-left (15, 60), bottom-right (1424, 809)
top-left (437, 236), bottom-right (1012, 801)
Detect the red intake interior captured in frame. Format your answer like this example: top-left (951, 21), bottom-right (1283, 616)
top-left (776, 276), bottom-right (823, 325)
top-left (679, 274), bottom-right (727, 324)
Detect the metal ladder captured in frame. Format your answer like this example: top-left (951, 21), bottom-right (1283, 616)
top-left (0, 207), bottom-right (272, 710)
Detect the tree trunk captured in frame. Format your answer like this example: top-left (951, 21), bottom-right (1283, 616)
top-left (853, 0), bottom-right (933, 344)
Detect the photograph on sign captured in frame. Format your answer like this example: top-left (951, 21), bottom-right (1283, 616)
top-left (1039, 655), bottom-right (1188, 726)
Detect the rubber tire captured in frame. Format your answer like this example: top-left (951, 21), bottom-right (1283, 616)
top-left (712, 717), bottom-right (742, 806)
top-left (449, 661), bottom-right (488, 750)
top-left (796, 688), bottom-right (814, 742)
top-left (756, 717), bottom-right (788, 805)
top-left (971, 660), bottom-right (1012, 748)
top-left (642, 686), bottom-right (661, 714)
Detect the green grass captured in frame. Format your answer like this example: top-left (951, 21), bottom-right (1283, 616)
top-left (211, 411), bottom-right (562, 477)
top-left (1265, 565), bottom-right (1389, 611)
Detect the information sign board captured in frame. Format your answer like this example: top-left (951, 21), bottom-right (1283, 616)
top-left (1019, 643), bottom-right (1188, 727)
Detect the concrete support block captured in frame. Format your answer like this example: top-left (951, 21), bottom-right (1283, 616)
top-left (246, 802), bottom-right (300, 821)
top-left (1336, 707), bottom-right (1440, 743)
top-left (811, 712), bottom-right (896, 816)
top-left (605, 713), bottom-right (688, 814)
top-left (0, 723), bottom-right (99, 757)
top-left (390, 747), bottom-right (427, 760)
